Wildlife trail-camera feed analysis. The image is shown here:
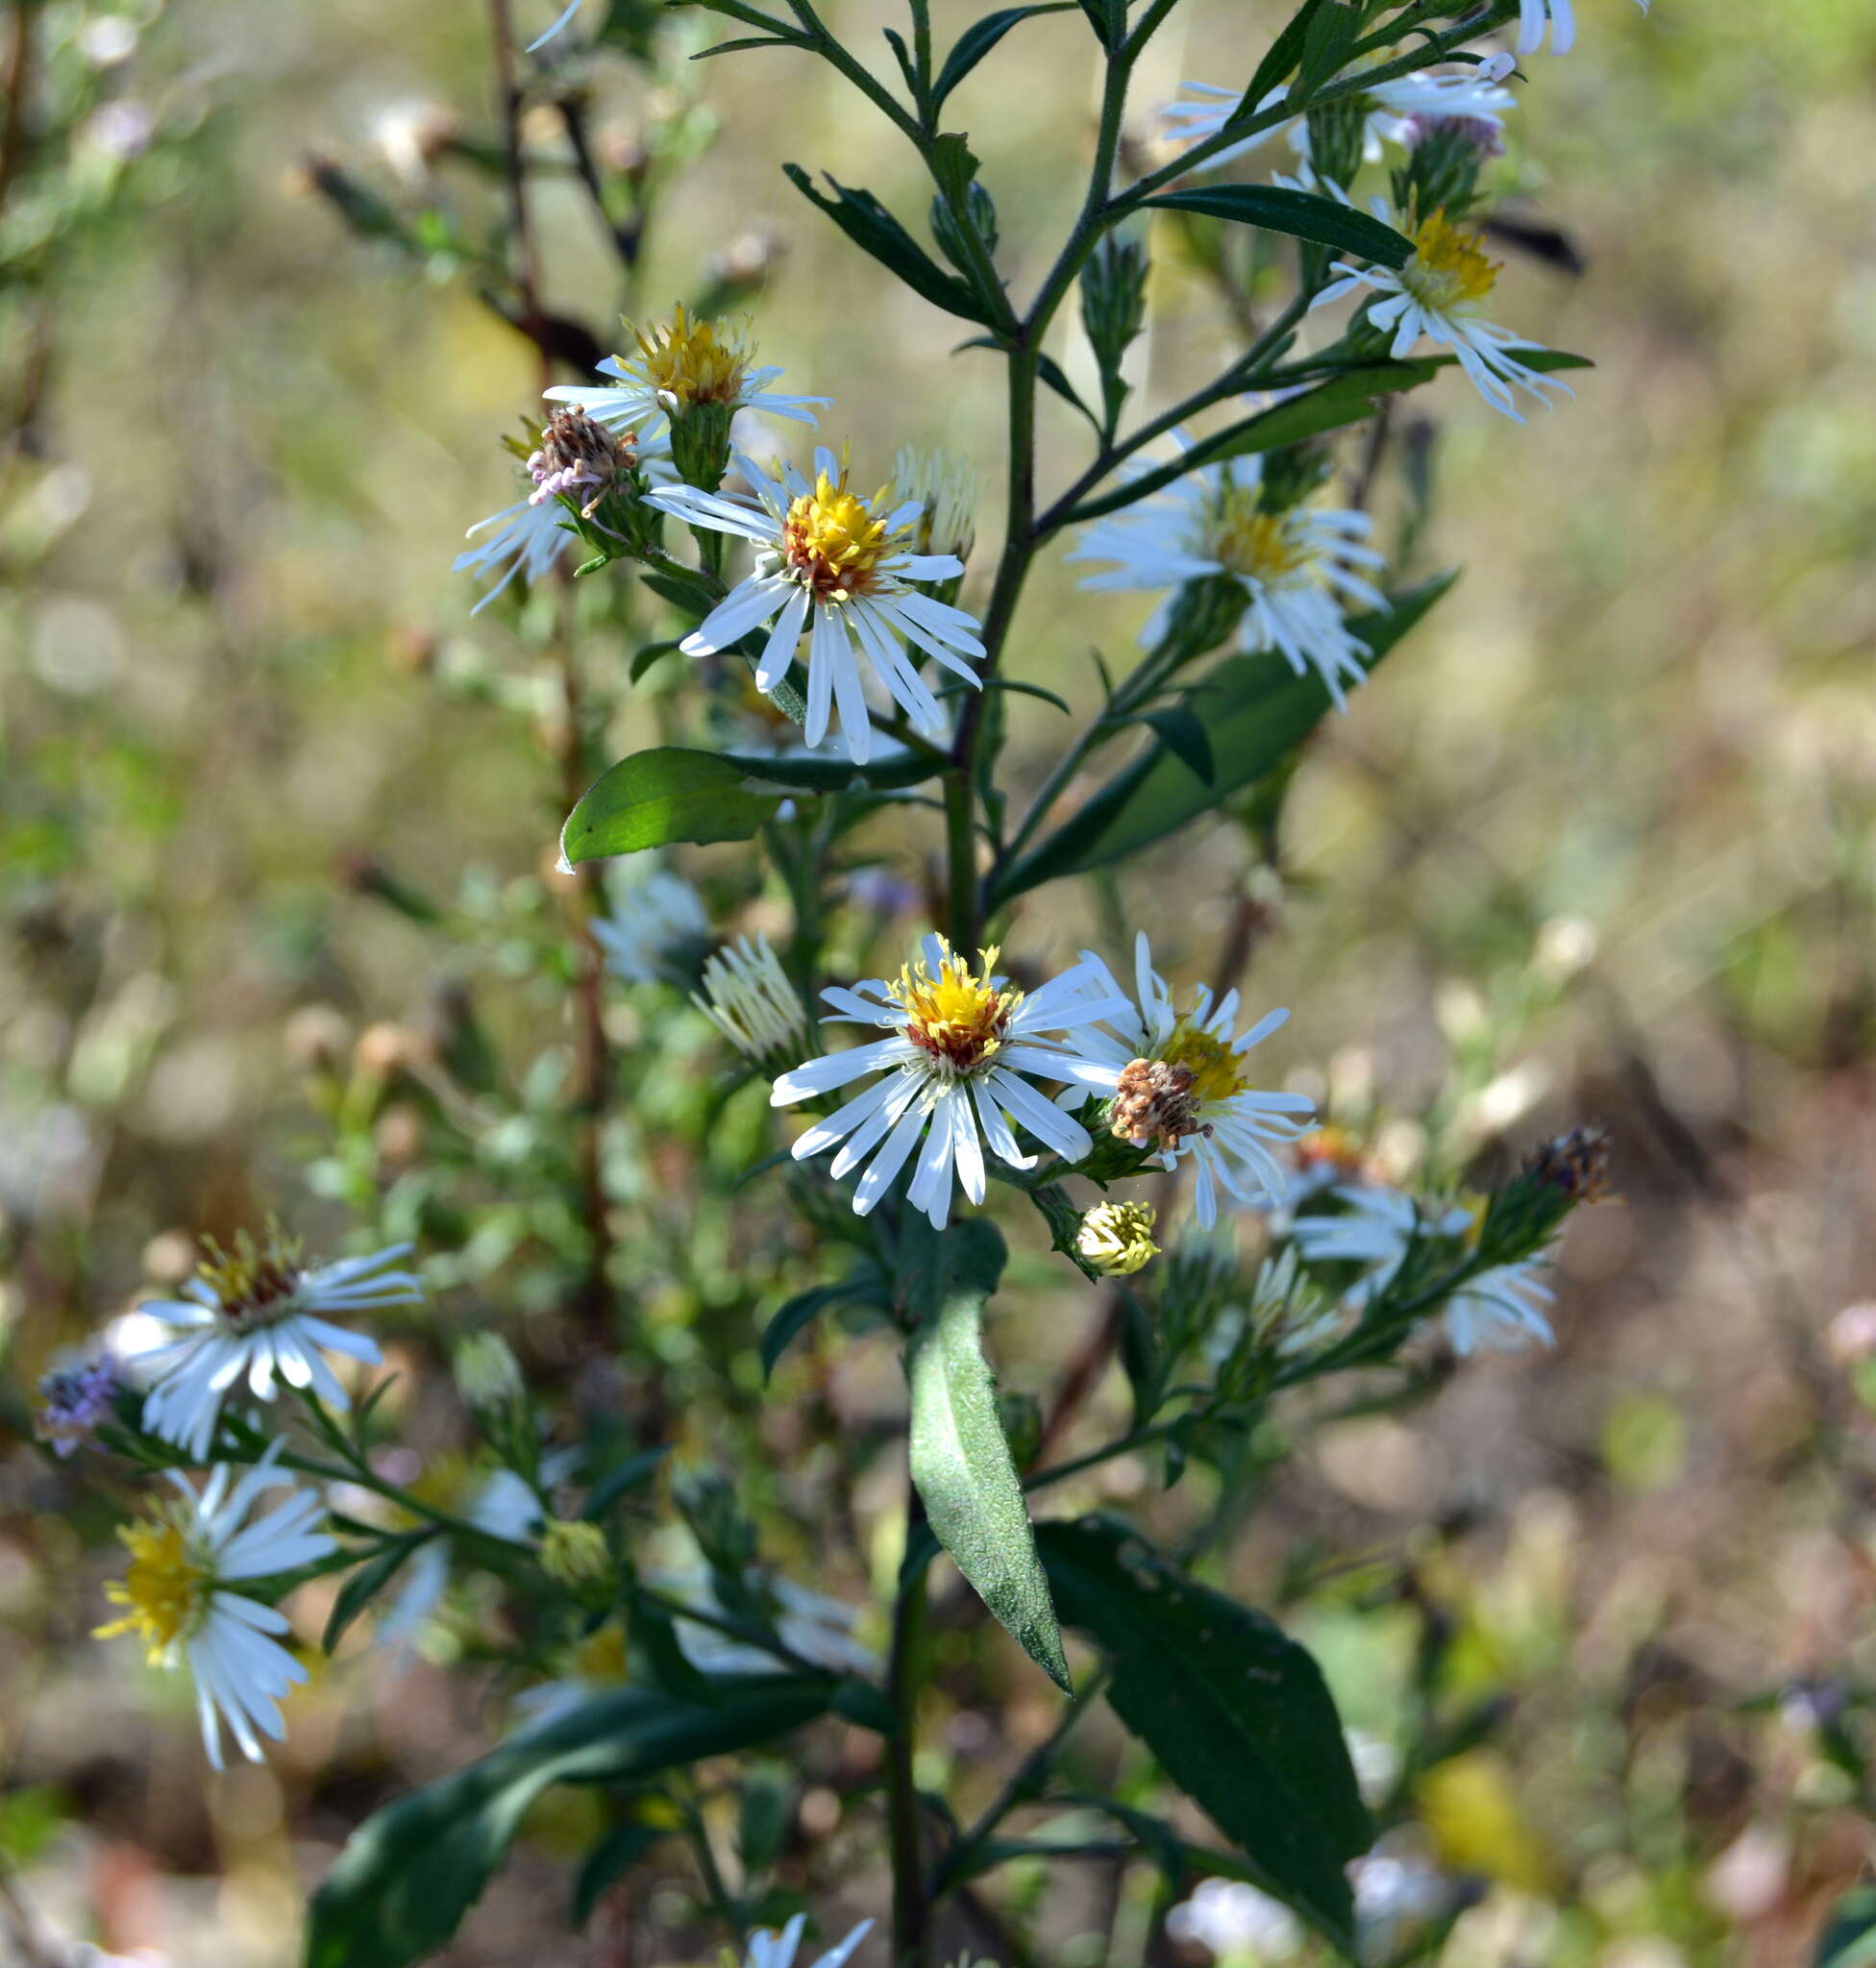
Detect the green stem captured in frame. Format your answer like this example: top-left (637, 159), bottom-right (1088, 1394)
top-left (887, 1525), bottom-right (931, 1968)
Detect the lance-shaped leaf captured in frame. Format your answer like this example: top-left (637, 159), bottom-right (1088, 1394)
top-left (930, 3), bottom-right (1075, 113)
top-left (782, 165), bottom-right (992, 325)
top-left (990, 574), bottom-right (1456, 903)
top-left (1816, 1886), bottom-right (1876, 1967)
top-left (559, 748), bottom-right (784, 864)
top-left (905, 1223), bottom-right (1071, 1691)
top-left (304, 1678), bottom-right (829, 1968)
top-left (1143, 185), bottom-right (1413, 268)
top-left (1038, 1515), bottom-right (1370, 1951)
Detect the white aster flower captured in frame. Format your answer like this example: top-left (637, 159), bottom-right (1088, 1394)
top-left (1517, 0), bottom-right (1650, 58)
top-left (138, 1231), bottom-right (415, 1461)
top-left (457, 427), bottom-right (675, 613)
top-left (1069, 442), bottom-right (1387, 708)
top-left (1313, 208), bottom-right (1571, 421)
top-left (694, 933), bottom-right (813, 1066)
top-left (1290, 1185), bottom-right (1470, 1304)
top-left (892, 443), bottom-right (980, 560)
top-left (1072, 933), bottom-right (1316, 1230)
top-left (1289, 1185), bottom-right (1557, 1355)
top-left (1163, 65), bottom-right (1514, 172)
top-left (544, 305), bottom-right (826, 438)
top-left (1166, 1877), bottom-right (1303, 1960)
top-left (1444, 1257), bottom-right (1556, 1355)
top-left (661, 1566), bottom-right (881, 1678)
top-left (646, 449), bottom-right (985, 761)
top-left (773, 935), bottom-right (1129, 1231)
top-left (591, 865), bottom-right (709, 984)
top-left (96, 1441), bottom-right (334, 1770)
top-left (742, 1915), bottom-right (874, 1968)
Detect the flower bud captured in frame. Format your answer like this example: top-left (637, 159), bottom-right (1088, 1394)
top-left (1079, 224), bottom-right (1148, 376)
top-left (453, 1331), bottom-right (526, 1411)
top-left (539, 1517), bottom-right (615, 1595)
top-left (1075, 1200), bottom-right (1160, 1277)
top-left (930, 180), bottom-right (1000, 275)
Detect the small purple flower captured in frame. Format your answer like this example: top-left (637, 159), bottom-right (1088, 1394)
top-left (1404, 111), bottom-right (1507, 159)
top-left (35, 1355), bottom-right (122, 1457)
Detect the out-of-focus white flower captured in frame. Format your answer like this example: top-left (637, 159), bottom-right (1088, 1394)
top-left (1166, 1876), bottom-right (1303, 1959)
top-left (742, 1915), bottom-right (873, 1968)
top-left (526, 0), bottom-right (586, 51)
top-left (96, 1442), bottom-right (334, 1770)
top-left (662, 1567), bottom-right (881, 1678)
top-left (1444, 1258), bottom-right (1555, 1355)
top-left (1068, 444), bottom-right (1387, 709)
top-left (1351, 1840), bottom-right (1449, 1961)
top-left (773, 936), bottom-right (1126, 1231)
top-left (1516, 0), bottom-right (1651, 58)
top-left (695, 933), bottom-right (813, 1066)
top-left (645, 449), bottom-right (983, 761)
top-left (590, 866), bottom-right (709, 985)
top-left (545, 306), bottom-right (826, 438)
top-left (137, 1231), bottom-right (416, 1460)
top-left (380, 1464), bottom-right (544, 1650)
top-left (1314, 209), bottom-right (1570, 423)
top-left (1073, 933), bottom-right (1315, 1230)
top-left (891, 444), bottom-right (980, 561)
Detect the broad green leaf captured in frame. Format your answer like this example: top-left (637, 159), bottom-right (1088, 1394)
top-left (571, 1823), bottom-right (665, 1930)
top-left (1817, 1888), bottom-right (1876, 1968)
top-left (1145, 185), bottom-right (1412, 268)
top-left (1294, 0), bottom-right (1361, 99)
top-left (718, 745), bottom-right (944, 793)
top-left (304, 1679), bottom-right (829, 1968)
top-left (991, 574), bottom-right (1456, 902)
top-left (905, 1224), bottom-right (1071, 1691)
top-left (760, 1279), bottom-right (878, 1379)
top-left (1038, 1516), bottom-right (1370, 1951)
top-left (559, 748), bottom-right (783, 864)
top-left (1060, 363), bottom-right (1433, 527)
top-left (930, 3), bottom-right (1075, 112)
top-left (782, 166), bottom-right (990, 325)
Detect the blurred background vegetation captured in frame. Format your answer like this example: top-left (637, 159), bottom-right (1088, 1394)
top-left (2, 0), bottom-right (1874, 1962)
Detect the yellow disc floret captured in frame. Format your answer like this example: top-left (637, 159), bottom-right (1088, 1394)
top-left (1401, 210), bottom-right (1499, 311)
top-left (895, 940), bottom-right (1021, 1078)
top-left (96, 1516), bottom-right (212, 1661)
top-left (627, 305), bottom-right (754, 407)
top-left (781, 465), bottom-right (899, 602)
top-left (1208, 481), bottom-right (1313, 584)
top-left (196, 1224), bottom-right (304, 1333)
top-left (1158, 1018), bottom-right (1249, 1106)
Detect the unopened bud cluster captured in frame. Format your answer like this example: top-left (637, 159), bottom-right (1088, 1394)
top-left (1075, 1200), bottom-right (1160, 1277)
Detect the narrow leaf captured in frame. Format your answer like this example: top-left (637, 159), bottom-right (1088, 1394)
top-left (760, 1280), bottom-right (876, 1379)
top-left (1140, 704), bottom-right (1215, 784)
top-left (560, 748), bottom-right (783, 865)
top-left (571, 1823), bottom-right (665, 1930)
top-left (991, 575), bottom-right (1455, 901)
top-left (1236, 0), bottom-right (1323, 117)
top-left (1816, 1886), bottom-right (1876, 1967)
top-left (322, 1533), bottom-right (434, 1654)
top-left (905, 1225), bottom-right (1071, 1691)
top-left (1144, 185), bottom-right (1412, 268)
top-left (930, 3), bottom-right (1074, 113)
top-left (782, 165), bottom-right (990, 325)
top-left (1294, 0), bottom-right (1360, 99)
top-left (1038, 1516), bottom-right (1370, 1951)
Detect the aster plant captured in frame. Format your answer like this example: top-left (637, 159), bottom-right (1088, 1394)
top-left (39, 2), bottom-right (1654, 1966)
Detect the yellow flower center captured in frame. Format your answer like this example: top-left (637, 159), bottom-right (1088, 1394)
top-left (781, 469), bottom-right (898, 602)
top-left (96, 1517), bottom-right (211, 1661)
top-left (627, 304), bottom-right (753, 406)
top-left (568, 1622), bottom-right (629, 1684)
top-left (1158, 1018), bottom-right (1248, 1107)
top-left (896, 941), bottom-right (1020, 1078)
top-left (1207, 484), bottom-right (1314, 584)
top-left (1401, 210), bottom-right (1499, 310)
top-left (196, 1226), bottom-right (304, 1334)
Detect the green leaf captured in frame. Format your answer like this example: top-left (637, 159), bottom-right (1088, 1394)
top-left (760, 1280), bottom-right (875, 1379)
top-left (719, 745), bottom-right (944, 794)
top-left (629, 640), bottom-right (684, 683)
top-left (905, 1224), bottom-right (1070, 1691)
top-left (1060, 363), bottom-right (1433, 527)
top-left (1237, 0), bottom-right (1325, 116)
top-left (1038, 1516), bottom-right (1370, 1951)
top-left (322, 1534), bottom-right (435, 1654)
top-left (1144, 185), bottom-right (1412, 268)
top-left (991, 574), bottom-right (1455, 902)
top-left (580, 1442), bottom-right (671, 1521)
top-left (928, 133), bottom-right (980, 209)
top-left (1294, 0), bottom-right (1361, 99)
top-left (1139, 705), bottom-right (1215, 784)
top-left (304, 1679), bottom-right (829, 1968)
top-left (782, 165), bottom-right (990, 325)
top-left (571, 1823), bottom-right (665, 1930)
top-left (930, 3), bottom-right (1075, 112)
top-left (1817, 1888), bottom-right (1876, 1968)
top-left (559, 748), bottom-right (783, 865)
